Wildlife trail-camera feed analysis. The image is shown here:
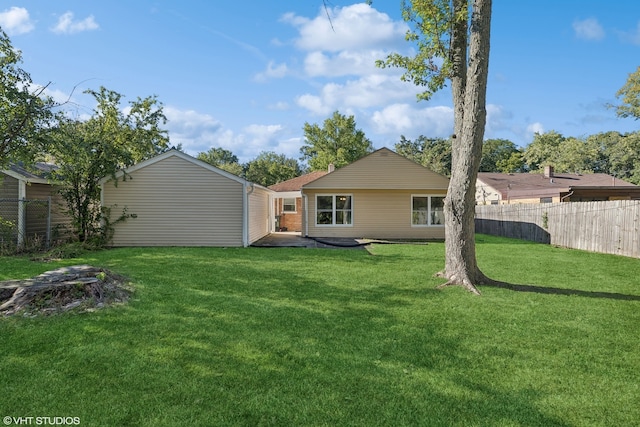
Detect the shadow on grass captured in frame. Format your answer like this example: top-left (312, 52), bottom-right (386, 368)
top-left (483, 281), bottom-right (640, 301)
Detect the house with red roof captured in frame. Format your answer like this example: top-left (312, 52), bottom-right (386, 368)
top-left (268, 170), bottom-right (328, 232)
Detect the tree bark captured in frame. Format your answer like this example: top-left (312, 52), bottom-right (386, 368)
top-left (440, 0), bottom-right (493, 294)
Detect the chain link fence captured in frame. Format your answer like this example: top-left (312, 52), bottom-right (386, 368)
top-left (0, 198), bottom-right (64, 254)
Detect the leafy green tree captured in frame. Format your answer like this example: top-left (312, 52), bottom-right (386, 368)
top-left (497, 151), bottom-right (526, 173)
top-left (300, 111), bottom-right (374, 171)
top-left (197, 147), bottom-right (244, 176)
top-left (395, 135), bottom-right (452, 176)
top-left (378, 0), bottom-right (493, 294)
top-left (0, 30), bottom-right (55, 168)
top-left (523, 131), bottom-right (565, 172)
top-left (244, 151), bottom-right (304, 187)
top-left (480, 139), bottom-right (523, 172)
top-left (523, 131), bottom-right (601, 175)
top-left (611, 66), bottom-right (640, 120)
top-left (555, 136), bottom-right (600, 174)
top-left (48, 87), bottom-right (169, 242)
top-left (594, 131), bottom-right (640, 184)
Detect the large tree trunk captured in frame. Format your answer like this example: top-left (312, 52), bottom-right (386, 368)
top-left (440, 0), bottom-right (492, 294)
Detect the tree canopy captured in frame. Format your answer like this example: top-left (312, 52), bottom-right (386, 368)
top-left (0, 30), bottom-right (55, 168)
top-left (245, 151), bottom-right (304, 187)
top-left (480, 139), bottom-right (523, 173)
top-left (395, 135), bottom-right (452, 176)
top-left (48, 87), bottom-right (169, 242)
top-left (197, 147), bottom-right (244, 176)
top-left (300, 111), bottom-right (374, 171)
top-left (612, 66), bottom-right (640, 120)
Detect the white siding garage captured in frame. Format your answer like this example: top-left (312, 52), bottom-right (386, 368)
top-left (100, 150), bottom-right (272, 247)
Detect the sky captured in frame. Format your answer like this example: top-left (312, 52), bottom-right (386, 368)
top-left (2, 1), bottom-right (639, 164)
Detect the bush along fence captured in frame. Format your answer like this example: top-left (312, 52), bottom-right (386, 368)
top-left (0, 198), bottom-right (67, 254)
top-left (475, 200), bottom-right (640, 258)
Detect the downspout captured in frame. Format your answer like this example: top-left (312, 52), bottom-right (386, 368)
top-left (561, 190), bottom-right (574, 202)
top-left (303, 192), bottom-right (309, 237)
top-left (17, 179), bottom-right (26, 248)
top-left (243, 182), bottom-right (255, 247)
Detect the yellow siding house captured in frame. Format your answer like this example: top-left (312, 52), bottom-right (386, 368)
top-left (301, 148), bottom-right (450, 240)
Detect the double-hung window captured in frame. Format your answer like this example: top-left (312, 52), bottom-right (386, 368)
top-left (411, 195), bottom-right (445, 226)
top-left (316, 195), bottom-right (352, 226)
top-left (283, 198), bottom-right (296, 212)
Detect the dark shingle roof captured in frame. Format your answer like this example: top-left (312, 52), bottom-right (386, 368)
top-left (268, 171), bottom-right (328, 192)
top-left (478, 172), bottom-right (637, 198)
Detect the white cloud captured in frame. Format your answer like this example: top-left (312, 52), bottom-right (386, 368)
top-left (163, 108), bottom-right (295, 162)
top-left (619, 21), bottom-right (640, 45)
top-left (51, 12), bottom-right (99, 34)
top-left (526, 122), bottom-right (545, 135)
top-left (484, 104), bottom-right (514, 135)
top-left (254, 61), bottom-right (289, 82)
top-left (217, 124), bottom-right (292, 162)
top-left (304, 49), bottom-right (389, 77)
top-left (163, 107), bottom-right (223, 153)
top-left (267, 101), bottom-right (290, 111)
top-left (284, 3), bottom-right (407, 52)
top-left (573, 18), bottom-right (604, 41)
top-left (296, 73), bottom-right (421, 115)
top-left (371, 104), bottom-right (454, 139)
top-left (0, 7), bottom-right (34, 35)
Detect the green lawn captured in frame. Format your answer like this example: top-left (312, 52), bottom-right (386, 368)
top-left (1, 235), bottom-right (639, 426)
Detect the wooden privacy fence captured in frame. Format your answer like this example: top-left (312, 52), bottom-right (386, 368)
top-left (475, 200), bottom-right (640, 258)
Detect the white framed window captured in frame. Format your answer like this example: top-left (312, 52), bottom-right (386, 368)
top-left (316, 194), bottom-right (353, 226)
top-left (283, 198), bottom-right (296, 212)
top-left (411, 195), bottom-right (445, 227)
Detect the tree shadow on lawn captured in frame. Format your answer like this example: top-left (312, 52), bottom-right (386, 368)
top-left (482, 281), bottom-right (640, 301)
top-left (109, 272), bottom-right (570, 426)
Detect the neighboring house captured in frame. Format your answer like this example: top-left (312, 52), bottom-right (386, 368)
top-left (268, 170), bottom-right (328, 232)
top-left (301, 147), bottom-right (450, 240)
top-left (100, 149), bottom-right (273, 247)
top-left (476, 166), bottom-right (640, 204)
top-left (0, 163), bottom-right (69, 246)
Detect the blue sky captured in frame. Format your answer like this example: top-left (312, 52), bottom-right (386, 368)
top-left (2, 1), bottom-right (639, 163)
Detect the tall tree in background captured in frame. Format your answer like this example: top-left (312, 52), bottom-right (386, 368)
top-left (48, 87), bottom-right (169, 242)
top-left (522, 130), bottom-right (565, 172)
top-left (300, 111), bottom-right (374, 171)
top-left (245, 151), bottom-right (304, 187)
top-left (523, 130), bottom-right (600, 174)
top-left (611, 66), bottom-right (640, 120)
top-left (0, 30), bottom-right (55, 168)
top-left (593, 131), bottom-right (640, 184)
top-left (197, 147), bottom-right (244, 176)
top-left (379, 0), bottom-right (493, 294)
top-left (395, 135), bottom-right (452, 176)
top-left (480, 139), bottom-right (523, 172)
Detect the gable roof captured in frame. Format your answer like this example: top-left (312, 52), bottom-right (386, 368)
top-left (99, 149), bottom-right (270, 191)
top-left (302, 147), bottom-right (450, 190)
top-left (478, 172), bottom-right (638, 199)
top-left (268, 171), bottom-right (328, 192)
